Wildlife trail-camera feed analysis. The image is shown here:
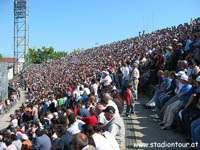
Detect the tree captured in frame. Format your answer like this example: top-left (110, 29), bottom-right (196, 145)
top-left (72, 48), bottom-right (81, 54)
top-left (0, 53), bottom-right (3, 62)
top-left (27, 46), bottom-right (68, 64)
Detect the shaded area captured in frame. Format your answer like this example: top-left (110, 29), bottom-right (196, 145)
top-left (123, 93), bottom-right (190, 150)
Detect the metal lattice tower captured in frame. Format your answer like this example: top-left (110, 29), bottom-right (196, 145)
top-left (14, 0), bottom-right (29, 75)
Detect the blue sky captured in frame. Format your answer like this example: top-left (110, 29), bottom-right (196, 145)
top-left (0, 0), bottom-right (200, 57)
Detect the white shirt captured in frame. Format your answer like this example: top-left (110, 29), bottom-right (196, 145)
top-left (52, 99), bottom-right (58, 108)
top-left (91, 84), bottom-right (98, 96)
top-left (97, 112), bottom-right (108, 125)
top-left (107, 123), bottom-right (120, 138)
top-left (103, 131), bottom-right (120, 150)
top-left (0, 141), bottom-right (7, 150)
top-left (84, 88), bottom-right (91, 96)
top-left (73, 90), bottom-right (80, 99)
top-left (101, 75), bottom-right (112, 86)
top-left (67, 120), bottom-right (85, 135)
top-left (131, 67), bottom-right (140, 80)
top-left (92, 133), bottom-right (114, 150)
top-left (121, 66), bottom-right (129, 80)
top-left (10, 119), bottom-right (18, 128)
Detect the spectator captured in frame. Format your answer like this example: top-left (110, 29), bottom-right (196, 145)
top-left (103, 106), bottom-right (125, 150)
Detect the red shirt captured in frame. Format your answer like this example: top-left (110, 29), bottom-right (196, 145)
top-left (125, 89), bottom-right (131, 105)
top-left (68, 87), bottom-right (72, 94)
top-left (74, 106), bottom-right (78, 114)
top-left (82, 115), bottom-right (97, 125)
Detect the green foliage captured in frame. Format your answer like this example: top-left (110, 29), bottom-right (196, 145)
top-left (0, 53), bottom-right (2, 62)
top-left (72, 48), bottom-right (82, 54)
top-left (27, 46), bottom-right (68, 64)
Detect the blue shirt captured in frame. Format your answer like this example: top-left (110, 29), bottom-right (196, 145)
top-left (179, 83), bottom-right (192, 103)
top-left (162, 77), bottom-right (172, 92)
top-left (184, 39), bottom-right (192, 51)
top-left (78, 108), bottom-right (90, 117)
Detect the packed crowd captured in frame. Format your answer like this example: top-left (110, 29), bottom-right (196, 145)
top-left (0, 17), bottom-right (200, 150)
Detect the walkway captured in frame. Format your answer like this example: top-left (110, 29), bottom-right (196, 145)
top-left (0, 89), bottom-right (28, 129)
top-left (123, 94), bottom-right (190, 150)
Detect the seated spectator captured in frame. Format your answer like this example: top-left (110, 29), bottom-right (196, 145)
top-left (103, 106), bottom-right (125, 150)
top-left (71, 133), bottom-right (96, 150)
top-left (143, 70), bottom-right (164, 107)
top-left (110, 89), bottom-right (124, 115)
top-left (95, 123), bottom-right (120, 150)
top-left (81, 123), bottom-right (113, 150)
top-left (67, 113), bottom-right (85, 135)
top-left (32, 128), bottom-right (52, 150)
top-left (191, 118), bottom-right (200, 150)
top-left (21, 134), bottom-right (32, 150)
top-left (78, 107), bottom-right (97, 126)
top-left (160, 74), bottom-right (192, 129)
top-left (95, 104), bottom-right (108, 125)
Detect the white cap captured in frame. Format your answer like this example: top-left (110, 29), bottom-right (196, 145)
top-left (196, 76), bottom-right (200, 83)
top-left (22, 134), bottom-right (29, 140)
top-left (175, 71), bottom-right (185, 77)
top-left (52, 133), bottom-right (58, 139)
top-left (167, 46), bottom-right (173, 50)
top-left (173, 39), bottom-right (178, 42)
top-left (177, 43), bottom-right (183, 46)
top-left (181, 75), bottom-right (188, 82)
top-left (103, 71), bottom-right (109, 75)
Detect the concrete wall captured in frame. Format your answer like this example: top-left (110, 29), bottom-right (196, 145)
top-left (0, 63), bottom-right (8, 101)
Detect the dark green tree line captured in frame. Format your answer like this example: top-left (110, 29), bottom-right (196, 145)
top-left (28, 46), bottom-right (68, 64)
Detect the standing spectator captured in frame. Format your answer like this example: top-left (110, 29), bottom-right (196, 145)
top-left (121, 62), bottom-right (129, 97)
top-left (130, 62), bottom-right (140, 101)
top-left (125, 82), bottom-right (135, 117)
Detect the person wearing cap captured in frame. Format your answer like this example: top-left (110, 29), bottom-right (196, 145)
top-left (21, 134), bottom-right (32, 150)
top-left (130, 62), bottom-right (140, 101)
top-left (160, 74), bottom-right (192, 130)
top-left (174, 71), bottom-right (186, 94)
top-left (104, 106), bottom-right (125, 150)
top-left (178, 76), bottom-right (200, 132)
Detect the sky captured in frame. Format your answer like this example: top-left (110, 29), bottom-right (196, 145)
top-left (0, 0), bottom-right (200, 57)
